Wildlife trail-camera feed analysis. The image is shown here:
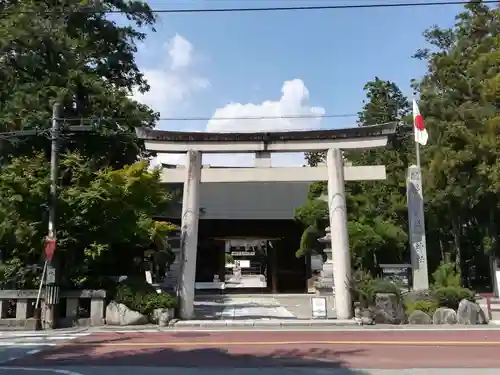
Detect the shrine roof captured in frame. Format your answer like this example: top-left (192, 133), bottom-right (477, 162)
top-left (135, 122), bottom-right (397, 143)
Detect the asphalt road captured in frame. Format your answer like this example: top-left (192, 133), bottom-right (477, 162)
top-left (1, 368), bottom-right (500, 375)
top-left (2, 329), bottom-right (500, 374)
top-left (0, 331), bottom-right (89, 364)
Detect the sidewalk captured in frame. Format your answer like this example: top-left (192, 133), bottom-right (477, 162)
top-left (83, 321), bottom-right (500, 333)
top-left (171, 318), bottom-right (358, 328)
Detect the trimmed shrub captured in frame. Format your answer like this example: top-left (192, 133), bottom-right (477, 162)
top-left (349, 270), bottom-right (377, 308)
top-left (431, 286), bottom-right (475, 310)
top-left (350, 269), bottom-right (403, 308)
top-left (371, 278), bottom-right (402, 298)
top-left (114, 278), bottom-right (177, 315)
top-left (432, 262), bottom-right (461, 288)
top-left (405, 299), bottom-right (439, 316)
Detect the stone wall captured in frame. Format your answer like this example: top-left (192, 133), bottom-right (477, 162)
top-left (0, 289), bottom-right (106, 330)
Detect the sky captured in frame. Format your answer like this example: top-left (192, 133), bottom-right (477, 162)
top-left (129, 0), bottom-right (464, 167)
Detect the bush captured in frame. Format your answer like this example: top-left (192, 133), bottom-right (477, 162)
top-left (403, 289), bottom-right (433, 304)
top-left (431, 286), bottom-right (475, 310)
top-left (114, 278), bottom-right (178, 315)
top-left (432, 261), bottom-right (461, 288)
top-left (371, 278), bottom-right (402, 298)
top-left (405, 299), bottom-right (439, 316)
top-left (349, 270), bottom-right (402, 308)
top-left (349, 270), bottom-right (377, 308)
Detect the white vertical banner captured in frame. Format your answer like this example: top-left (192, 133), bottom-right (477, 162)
top-left (407, 165), bottom-right (429, 290)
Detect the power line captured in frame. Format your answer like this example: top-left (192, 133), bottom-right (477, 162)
top-left (6, 1), bottom-right (499, 15)
top-left (2, 113), bottom-right (360, 124)
top-left (142, 1), bottom-right (499, 14)
top-left (150, 113), bottom-right (359, 121)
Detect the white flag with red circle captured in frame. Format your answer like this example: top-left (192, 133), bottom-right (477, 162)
top-left (413, 99), bottom-right (428, 146)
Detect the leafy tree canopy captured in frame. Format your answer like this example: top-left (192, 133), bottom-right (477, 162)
top-left (0, 153), bottom-right (172, 288)
top-left (412, 1), bottom-right (500, 281)
top-left (0, 0), bottom-right (158, 165)
top-left (295, 77), bottom-right (410, 274)
top-left (0, 0), bottom-right (178, 288)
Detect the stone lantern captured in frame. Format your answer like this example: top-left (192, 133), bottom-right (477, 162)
top-left (314, 226), bottom-right (335, 296)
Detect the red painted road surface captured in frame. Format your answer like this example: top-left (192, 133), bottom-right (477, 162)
top-left (9, 330), bottom-right (500, 369)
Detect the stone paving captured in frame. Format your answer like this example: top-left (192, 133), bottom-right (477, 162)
top-left (194, 294), bottom-right (337, 320)
top-left (225, 275), bottom-right (267, 289)
top-left (274, 294), bottom-right (337, 319)
top-left (194, 296), bottom-right (297, 320)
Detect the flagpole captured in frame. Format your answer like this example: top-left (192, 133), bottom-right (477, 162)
top-left (415, 140), bottom-right (421, 168)
top-left (413, 95), bottom-right (421, 169)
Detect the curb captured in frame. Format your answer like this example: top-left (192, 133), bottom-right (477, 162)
top-left (170, 319), bottom-right (359, 328)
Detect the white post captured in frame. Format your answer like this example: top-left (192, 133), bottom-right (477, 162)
top-left (326, 148), bottom-right (352, 320)
top-left (407, 165), bottom-right (429, 290)
top-left (178, 150), bottom-right (202, 319)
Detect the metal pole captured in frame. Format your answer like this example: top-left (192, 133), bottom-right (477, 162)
top-left (48, 102), bottom-right (60, 240)
top-left (35, 261), bottom-right (48, 309)
top-left (415, 141), bottom-right (421, 169)
top-left (46, 102), bottom-right (61, 329)
top-left (33, 260), bottom-right (47, 330)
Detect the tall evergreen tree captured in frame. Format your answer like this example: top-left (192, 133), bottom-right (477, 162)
top-left (0, 0), bottom-right (158, 165)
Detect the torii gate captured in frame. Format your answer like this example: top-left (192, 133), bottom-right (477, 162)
top-left (136, 122), bottom-right (397, 320)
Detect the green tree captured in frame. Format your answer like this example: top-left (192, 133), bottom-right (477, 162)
top-left (296, 78), bottom-right (410, 273)
top-left (0, 0), bottom-right (158, 165)
top-left (0, 0), bottom-right (178, 288)
top-left (412, 0), bottom-right (500, 287)
top-left (0, 153), bottom-right (173, 288)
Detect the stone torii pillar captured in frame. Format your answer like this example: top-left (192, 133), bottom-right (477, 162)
top-left (326, 148), bottom-right (352, 320)
top-left (178, 150), bottom-right (202, 319)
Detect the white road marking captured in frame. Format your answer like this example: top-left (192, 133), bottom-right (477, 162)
top-left (0, 367), bottom-right (84, 375)
top-left (0, 342), bottom-right (58, 347)
top-left (0, 332), bottom-right (88, 338)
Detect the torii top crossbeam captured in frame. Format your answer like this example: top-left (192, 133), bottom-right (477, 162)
top-left (135, 122), bottom-right (397, 153)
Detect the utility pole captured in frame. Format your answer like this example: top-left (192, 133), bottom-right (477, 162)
top-left (44, 102), bottom-right (61, 329)
top-left (0, 103), bottom-right (95, 330)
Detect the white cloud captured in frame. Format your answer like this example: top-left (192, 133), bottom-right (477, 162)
top-left (160, 79), bottom-right (324, 167)
top-left (169, 34), bottom-right (193, 70)
top-left (207, 79), bottom-right (324, 133)
top-left (132, 34), bottom-right (209, 119)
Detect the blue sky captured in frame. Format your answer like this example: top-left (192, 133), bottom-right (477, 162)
top-left (130, 0), bottom-right (463, 165)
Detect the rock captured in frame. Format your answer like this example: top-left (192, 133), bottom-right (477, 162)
top-left (478, 307), bottom-right (489, 324)
top-left (105, 301), bottom-right (148, 326)
top-left (354, 306), bottom-right (374, 325)
top-left (457, 299), bottom-right (487, 325)
top-left (432, 307), bottom-right (458, 325)
top-left (151, 308), bottom-right (174, 326)
top-left (354, 306), bottom-right (362, 319)
top-left (408, 310), bottom-right (432, 324)
top-left (372, 293), bottom-right (406, 324)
